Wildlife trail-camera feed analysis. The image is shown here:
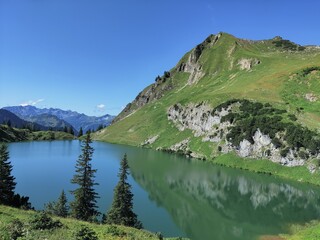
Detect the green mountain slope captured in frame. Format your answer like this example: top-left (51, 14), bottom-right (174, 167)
top-left (94, 32), bottom-right (320, 172)
top-left (0, 125), bottom-right (74, 142)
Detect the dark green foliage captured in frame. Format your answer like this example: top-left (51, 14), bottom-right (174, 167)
top-left (97, 124), bottom-right (104, 131)
top-left (74, 225), bottom-right (98, 240)
top-left (104, 154), bottom-right (142, 229)
top-left (299, 66), bottom-right (320, 77)
top-left (67, 126), bottom-right (74, 135)
top-left (29, 212), bottom-right (62, 230)
top-left (105, 225), bottom-right (126, 237)
top-left (78, 127), bottom-right (83, 137)
top-left (0, 144), bottom-right (16, 205)
top-left (213, 99), bottom-right (240, 113)
top-left (6, 219), bottom-right (24, 240)
top-left (288, 114), bottom-right (297, 121)
top-left (49, 131), bottom-right (55, 140)
top-left (70, 133), bottom-right (100, 222)
top-left (45, 190), bottom-right (69, 217)
top-left (271, 138), bottom-right (282, 149)
top-left (218, 99), bottom-right (320, 158)
top-left (298, 151), bottom-right (308, 159)
top-left (164, 71), bottom-right (171, 78)
top-left (11, 194), bottom-right (32, 210)
top-left (156, 232), bottom-right (164, 240)
top-left (280, 148), bottom-right (290, 157)
top-left (272, 38), bottom-right (305, 51)
top-left (155, 75), bottom-right (161, 82)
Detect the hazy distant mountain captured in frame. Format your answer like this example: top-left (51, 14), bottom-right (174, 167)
top-left (0, 109), bottom-right (46, 130)
top-left (26, 113), bottom-right (77, 133)
top-left (3, 106), bottom-right (115, 133)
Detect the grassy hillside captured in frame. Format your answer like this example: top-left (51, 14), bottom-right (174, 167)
top-left (0, 125), bottom-right (75, 142)
top-left (94, 33), bottom-right (320, 160)
top-left (0, 205), bottom-right (183, 240)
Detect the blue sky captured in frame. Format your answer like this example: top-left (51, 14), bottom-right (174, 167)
top-left (1, 0), bottom-right (320, 116)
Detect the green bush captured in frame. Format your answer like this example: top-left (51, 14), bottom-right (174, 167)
top-left (6, 219), bottom-right (24, 240)
top-left (105, 225), bottom-right (126, 237)
top-left (280, 148), bottom-right (290, 157)
top-left (218, 99), bottom-right (320, 159)
top-left (156, 232), bottom-right (163, 240)
top-left (74, 225), bottom-right (98, 240)
top-left (29, 211), bottom-right (62, 230)
top-left (288, 114), bottom-right (297, 121)
top-left (299, 66), bottom-right (320, 77)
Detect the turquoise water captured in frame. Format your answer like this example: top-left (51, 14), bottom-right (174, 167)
top-left (8, 140), bottom-right (320, 240)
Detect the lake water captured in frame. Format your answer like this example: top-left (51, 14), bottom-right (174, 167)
top-left (8, 140), bottom-right (320, 240)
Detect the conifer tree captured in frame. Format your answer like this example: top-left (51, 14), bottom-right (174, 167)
top-left (104, 154), bottom-right (142, 229)
top-left (45, 190), bottom-right (69, 217)
top-left (56, 190), bottom-right (68, 217)
top-left (78, 127), bottom-right (83, 137)
top-left (70, 133), bottom-right (99, 221)
top-left (0, 144), bottom-right (16, 205)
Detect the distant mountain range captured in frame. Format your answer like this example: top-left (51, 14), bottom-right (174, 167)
top-left (0, 109), bottom-right (45, 130)
top-left (2, 106), bottom-right (115, 133)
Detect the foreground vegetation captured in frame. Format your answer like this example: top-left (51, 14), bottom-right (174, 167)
top-left (281, 221), bottom-right (320, 240)
top-left (0, 137), bottom-right (168, 239)
top-left (0, 205), bottom-right (182, 240)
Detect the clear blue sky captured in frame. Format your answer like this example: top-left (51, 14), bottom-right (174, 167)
top-left (1, 0), bottom-right (320, 116)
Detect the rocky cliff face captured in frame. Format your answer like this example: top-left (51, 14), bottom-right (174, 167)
top-left (167, 102), bottom-right (231, 140)
top-left (166, 100), bottom-right (320, 172)
top-left (113, 34), bottom-right (223, 123)
top-left (113, 75), bottom-right (174, 122)
top-left (176, 33), bottom-right (221, 85)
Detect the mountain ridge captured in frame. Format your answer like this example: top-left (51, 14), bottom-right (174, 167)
top-left (94, 32), bottom-right (320, 173)
top-left (3, 105), bottom-right (115, 133)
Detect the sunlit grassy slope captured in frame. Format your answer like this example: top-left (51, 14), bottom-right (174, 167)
top-left (94, 33), bottom-right (320, 156)
top-left (0, 205), bottom-right (184, 240)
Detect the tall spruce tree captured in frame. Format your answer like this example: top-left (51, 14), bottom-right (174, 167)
top-left (104, 154), bottom-right (142, 229)
top-left (78, 127), bottom-right (83, 137)
top-left (45, 190), bottom-right (69, 217)
top-left (0, 144), bottom-right (16, 205)
top-left (55, 190), bottom-right (68, 217)
top-left (70, 133), bottom-right (99, 221)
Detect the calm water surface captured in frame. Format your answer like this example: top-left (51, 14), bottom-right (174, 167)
top-left (8, 140), bottom-right (320, 240)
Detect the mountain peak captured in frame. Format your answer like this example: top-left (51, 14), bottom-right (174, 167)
top-left (2, 106), bottom-right (115, 132)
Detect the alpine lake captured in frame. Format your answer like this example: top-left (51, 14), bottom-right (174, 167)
top-left (8, 140), bottom-right (320, 240)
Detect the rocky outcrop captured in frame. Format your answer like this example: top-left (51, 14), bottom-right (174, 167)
top-left (167, 102), bottom-right (232, 141)
top-left (236, 130), bottom-right (305, 167)
top-left (177, 34), bottom-right (221, 85)
top-left (113, 74), bottom-right (173, 122)
top-left (157, 138), bottom-right (206, 159)
top-left (167, 101), bottom-right (319, 172)
top-left (305, 93), bottom-right (318, 102)
top-left (238, 58), bottom-right (261, 71)
top-left (141, 135), bottom-right (159, 146)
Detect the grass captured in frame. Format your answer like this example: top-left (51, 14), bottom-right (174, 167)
top-left (280, 221), bottom-right (320, 240)
top-left (213, 153), bottom-right (320, 186)
top-left (0, 205), bottom-right (186, 240)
